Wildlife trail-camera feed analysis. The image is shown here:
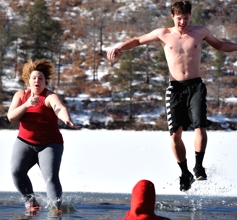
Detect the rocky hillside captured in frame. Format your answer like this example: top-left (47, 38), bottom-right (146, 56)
top-left (1, 0), bottom-right (237, 130)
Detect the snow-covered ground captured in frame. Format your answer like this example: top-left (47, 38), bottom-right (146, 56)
top-left (3, 74), bottom-right (237, 128)
top-left (2, 0), bottom-right (237, 128)
top-left (1, 129), bottom-right (237, 197)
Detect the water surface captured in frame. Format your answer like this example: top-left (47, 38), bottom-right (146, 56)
top-left (0, 192), bottom-right (237, 220)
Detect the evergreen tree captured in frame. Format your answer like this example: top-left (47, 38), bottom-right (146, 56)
top-left (109, 48), bottom-right (145, 119)
top-left (190, 4), bottom-right (210, 64)
top-left (213, 50), bottom-right (226, 109)
top-left (19, 0), bottom-right (63, 61)
top-left (82, 0), bottom-right (111, 81)
top-left (153, 47), bottom-right (169, 103)
top-left (0, 12), bottom-right (17, 104)
top-left (191, 4), bottom-right (207, 26)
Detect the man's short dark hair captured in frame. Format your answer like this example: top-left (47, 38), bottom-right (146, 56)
top-left (171, 0), bottom-right (192, 15)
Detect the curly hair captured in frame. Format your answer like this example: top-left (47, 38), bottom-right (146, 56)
top-left (21, 59), bottom-right (55, 86)
top-left (171, 0), bottom-right (192, 15)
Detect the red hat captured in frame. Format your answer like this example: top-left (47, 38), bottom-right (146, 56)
top-left (118, 180), bottom-right (170, 220)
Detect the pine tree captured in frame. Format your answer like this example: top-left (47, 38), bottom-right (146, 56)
top-left (153, 47), bottom-right (169, 104)
top-left (19, 0), bottom-right (63, 61)
top-left (213, 50), bottom-right (226, 109)
top-left (0, 11), bottom-right (17, 104)
top-left (109, 48), bottom-right (145, 119)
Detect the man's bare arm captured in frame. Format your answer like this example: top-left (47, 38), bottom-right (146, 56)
top-left (107, 29), bottom-right (160, 60)
top-left (204, 27), bottom-right (237, 52)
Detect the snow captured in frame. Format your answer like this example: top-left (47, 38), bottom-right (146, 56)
top-left (225, 97), bottom-right (237, 103)
top-left (1, 130), bottom-right (237, 197)
top-left (2, 76), bottom-right (22, 91)
top-left (1, 0), bottom-right (237, 198)
top-left (209, 114), bottom-right (237, 123)
top-left (0, 0), bottom-right (15, 19)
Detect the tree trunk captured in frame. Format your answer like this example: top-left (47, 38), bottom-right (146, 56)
top-left (145, 45), bottom-right (149, 84)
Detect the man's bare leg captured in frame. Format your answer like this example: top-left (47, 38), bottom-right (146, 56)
top-left (171, 126), bottom-right (190, 175)
top-left (170, 126), bottom-right (186, 163)
top-left (193, 127), bottom-right (207, 180)
top-left (194, 127), bottom-right (207, 152)
top-left (171, 126), bottom-right (194, 191)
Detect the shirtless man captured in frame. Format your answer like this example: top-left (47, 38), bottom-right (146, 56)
top-left (107, 0), bottom-right (237, 192)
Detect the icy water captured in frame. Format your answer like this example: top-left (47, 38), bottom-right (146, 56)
top-left (0, 192), bottom-right (237, 220)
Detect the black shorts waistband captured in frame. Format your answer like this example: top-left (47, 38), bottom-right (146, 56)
top-left (169, 77), bottom-right (202, 86)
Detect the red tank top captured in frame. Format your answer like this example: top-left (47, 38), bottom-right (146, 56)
top-left (18, 88), bottom-right (63, 145)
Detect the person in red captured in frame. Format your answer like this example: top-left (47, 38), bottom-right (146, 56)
top-left (119, 180), bottom-right (170, 220)
top-left (7, 59), bottom-right (79, 216)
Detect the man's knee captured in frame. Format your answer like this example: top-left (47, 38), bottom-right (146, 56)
top-left (195, 127), bottom-right (206, 135)
top-left (171, 127), bottom-right (183, 142)
top-left (171, 132), bottom-right (182, 143)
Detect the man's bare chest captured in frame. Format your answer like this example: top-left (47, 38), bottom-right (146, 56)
top-left (162, 34), bottom-right (202, 53)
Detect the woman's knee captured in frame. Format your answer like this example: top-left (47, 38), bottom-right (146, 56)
top-left (11, 165), bottom-right (24, 179)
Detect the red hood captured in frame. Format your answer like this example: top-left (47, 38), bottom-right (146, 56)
top-left (118, 180), bottom-right (170, 220)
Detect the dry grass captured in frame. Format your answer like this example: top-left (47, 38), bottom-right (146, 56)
top-left (84, 82), bottom-right (111, 97)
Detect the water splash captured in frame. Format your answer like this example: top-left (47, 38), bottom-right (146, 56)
top-left (155, 197), bottom-right (202, 212)
top-left (186, 164), bottom-right (235, 197)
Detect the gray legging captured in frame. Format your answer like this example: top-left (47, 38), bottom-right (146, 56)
top-left (11, 137), bottom-right (63, 204)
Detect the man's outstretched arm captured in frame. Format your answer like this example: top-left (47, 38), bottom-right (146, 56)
top-left (107, 29), bottom-right (160, 60)
top-left (204, 26), bottom-right (237, 52)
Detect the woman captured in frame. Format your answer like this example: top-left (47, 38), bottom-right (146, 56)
top-left (7, 59), bottom-right (79, 215)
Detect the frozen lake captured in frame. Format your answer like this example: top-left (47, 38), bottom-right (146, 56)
top-left (1, 130), bottom-right (237, 197)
